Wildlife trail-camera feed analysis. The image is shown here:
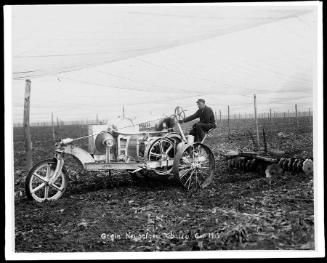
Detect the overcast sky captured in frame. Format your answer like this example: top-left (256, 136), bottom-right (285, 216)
top-left (10, 4), bottom-right (318, 124)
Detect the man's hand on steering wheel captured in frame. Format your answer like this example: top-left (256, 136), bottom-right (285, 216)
top-left (174, 106), bottom-right (186, 123)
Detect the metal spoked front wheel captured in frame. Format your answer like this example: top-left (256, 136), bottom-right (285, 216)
top-left (173, 143), bottom-right (215, 190)
top-left (25, 159), bottom-right (68, 202)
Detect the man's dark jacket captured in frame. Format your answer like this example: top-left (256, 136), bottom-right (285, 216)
top-left (184, 106), bottom-right (216, 127)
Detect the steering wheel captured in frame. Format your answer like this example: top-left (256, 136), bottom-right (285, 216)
top-left (174, 106), bottom-right (186, 122)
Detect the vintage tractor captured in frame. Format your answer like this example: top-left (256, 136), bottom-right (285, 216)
top-left (25, 106), bottom-right (216, 202)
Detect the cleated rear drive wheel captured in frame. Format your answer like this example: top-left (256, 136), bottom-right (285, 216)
top-left (173, 143), bottom-right (215, 191)
top-left (25, 159), bottom-right (68, 202)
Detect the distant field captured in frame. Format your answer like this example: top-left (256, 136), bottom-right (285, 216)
top-left (13, 116), bottom-right (314, 251)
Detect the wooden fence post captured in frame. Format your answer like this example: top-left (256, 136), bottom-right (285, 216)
top-left (227, 105), bottom-right (230, 137)
top-left (219, 109), bottom-right (222, 133)
top-left (262, 128), bottom-right (267, 153)
top-left (295, 104), bottom-right (298, 127)
top-left (51, 112), bottom-right (55, 141)
top-left (24, 79), bottom-right (33, 171)
top-left (219, 109), bottom-right (222, 123)
top-left (254, 94), bottom-right (260, 148)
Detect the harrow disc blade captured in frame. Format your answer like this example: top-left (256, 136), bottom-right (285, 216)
top-left (228, 159), bottom-right (232, 168)
top-left (283, 159), bottom-right (290, 170)
top-left (287, 158), bottom-right (294, 171)
top-left (278, 158), bottom-right (285, 167)
top-left (279, 158), bottom-right (285, 169)
top-left (296, 159), bottom-right (303, 172)
top-left (240, 159), bottom-right (244, 169)
top-left (291, 159), bottom-right (298, 172)
top-left (245, 159), bottom-right (251, 171)
top-left (250, 159), bottom-right (256, 170)
top-left (302, 159), bottom-right (313, 176)
top-left (293, 159), bottom-right (299, 172)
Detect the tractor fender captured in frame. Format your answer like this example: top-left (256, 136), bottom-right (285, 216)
top-left (175, 142), bottom-right (214, 156)
top-left (193, 143), bottom-right (215, 163)
top-left (62, 144), bottom-right (95, 168)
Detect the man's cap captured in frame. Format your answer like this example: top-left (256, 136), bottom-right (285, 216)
top-left (196, 98), bottom-right (205, 104)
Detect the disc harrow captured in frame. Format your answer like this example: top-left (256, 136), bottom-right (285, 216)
top-left (226, 151), bottom-right (313, 175)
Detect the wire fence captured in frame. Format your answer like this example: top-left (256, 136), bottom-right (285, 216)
top-left (13, 110), bottom-right (313, 128)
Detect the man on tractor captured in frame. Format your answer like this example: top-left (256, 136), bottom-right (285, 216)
top-left (179, 99), bottom-right (216, 142)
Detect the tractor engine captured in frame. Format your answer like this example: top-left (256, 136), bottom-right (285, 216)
top-left (88, 124), bottom-right (158, 162)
